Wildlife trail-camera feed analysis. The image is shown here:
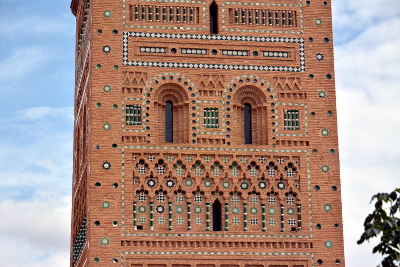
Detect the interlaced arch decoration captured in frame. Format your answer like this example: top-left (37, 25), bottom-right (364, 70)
top-left (129, 152), bottom-right (303, 234)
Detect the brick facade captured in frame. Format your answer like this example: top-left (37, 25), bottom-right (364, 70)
top-left (70, 0), bottom-right (345, 266)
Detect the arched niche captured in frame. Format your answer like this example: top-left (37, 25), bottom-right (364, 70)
top-left (233, 85), bottom-right (268, 145)
top-left (154, 83), bottom-right (189, 144)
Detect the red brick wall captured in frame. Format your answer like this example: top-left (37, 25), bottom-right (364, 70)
top-left (70, 0), bottom-right (345, 266)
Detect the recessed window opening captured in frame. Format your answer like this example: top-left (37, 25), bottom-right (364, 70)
top-left (210, 1), bottom-right (218, 34)
top-left (126, 105), bottom-right (142, 125)
top-left (244, 103), bottom-right (252, 144)
top-left (204, 108), bottom-right (219, 128)
top-left (283, 110), bottom-right (299, 130)
top-left (165, 101), bottom-right (173, 143)
top-left (212, 199), bottom-right (222, 231)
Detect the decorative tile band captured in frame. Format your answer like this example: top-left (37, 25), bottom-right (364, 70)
top-left (140, 47), bottom-right (167, 53)
top-left (181, 48), bottom-right (207, 55)
top-left (121, 251), bottom-right (314, 255)
top-left (198, 132), bottom-right (225, 135)
top-left (123, 146), bottom-right (308, 153)
top-left (222, 50), bottom-right (249, 56)
top-left (199, 100), bottom-right (223, 103)
top-left (122, 32), bottom-right (305, 72)
top-left (136, 0), bottom-right (204, 3)
top-left (263, 51), bottom-right (290, 58)
top-left (120, 251), bottom-right (315, 267)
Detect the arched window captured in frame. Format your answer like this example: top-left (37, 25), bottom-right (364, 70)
top-left (209, 1), bottom-right (218, 34)
top-left (165, 101), bottom-right (173, 143)
top-left (233, 86), bottom-right (268, 145)
top-left (244, 103), bottom-right (252, 144)
top-left (154, 83), bottom-right (189, 144)
top-left (212, 199), bottom-right (222, 231)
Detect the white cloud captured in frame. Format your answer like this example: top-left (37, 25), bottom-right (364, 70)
top-left (333, 0), bottom-right (400, 43)
top-left (0, 195), bottom-right (70, 267)
top-left (0, 105), bottom-right (73, 266)
top-left (0, 235), bottom-right (70, 267)
top-left (334, 2), bottom-right (400, 266)
top-left (0, 195), bottom-right (71, 250)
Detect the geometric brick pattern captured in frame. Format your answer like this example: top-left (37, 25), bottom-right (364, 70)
top-left (70, 0), bottom-right (345, 266)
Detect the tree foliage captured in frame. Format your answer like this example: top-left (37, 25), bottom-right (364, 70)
top-left (357, 188), bottom-right (400, 267)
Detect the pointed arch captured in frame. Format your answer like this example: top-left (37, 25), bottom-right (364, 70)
top-left (209, 0), bottom-right (218, 34)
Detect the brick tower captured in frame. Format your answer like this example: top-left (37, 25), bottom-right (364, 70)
top-left (70, 0), bottom-right (345, 266)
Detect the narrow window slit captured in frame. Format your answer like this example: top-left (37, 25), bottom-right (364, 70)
top-left (183, 7), bottom-right (187, 22)
top-left (148, 6), bottom-right (153, 21)
top-left (162, 6), bottom-right (167, 21)
top-left (165, 101), bottom-right (173, 143)
top-left (190, 7), bottom-right (194, 23)
top-left (234, 9), bottom-right (239, 24)
top-left (135, 5), bottom-right (139, 20)
top-left (244, 103), bottom-right (252, 144)
top-left (212, 199), bottom-right (222, 231)
top-left (141, 5), bottom-right (146, 21)
top-left (169, 7), bottom-right (174, 22)
top-left (156, 6), bottom-right (160, 21)
top-left (210, 1), bottom-right (218, 34)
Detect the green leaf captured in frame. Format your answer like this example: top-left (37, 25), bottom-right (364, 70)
top-left (373, 244), bottom-right (382, 254)
top-left (390, 191), bottom-right (397, 201)
top-left (382, 193), bottom-right (390, 202)
top-left (359, 188), bottom-right (400, 267)
top-left (365, 214), bottom-right (375, 224)
top-left (390, 206), bottom-right (397, 216)
top-left (373, 227), bottom-right (382, 235)
top-left (357, 233), bottom-right (366, 244)
top-left (366, 228), bottom-right (375, 237)
top-left (376, 200), bottom-right (383, 209)
top-left (383, 220), bottom-right (393, 230)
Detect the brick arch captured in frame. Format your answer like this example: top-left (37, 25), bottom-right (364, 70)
top-left (232, 85), bottom-right (267, 107)
top-left (154, 83), bottom-right (189, 105)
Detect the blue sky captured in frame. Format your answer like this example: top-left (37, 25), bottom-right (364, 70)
top-left (0, 0), bottom-right (399, 266)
